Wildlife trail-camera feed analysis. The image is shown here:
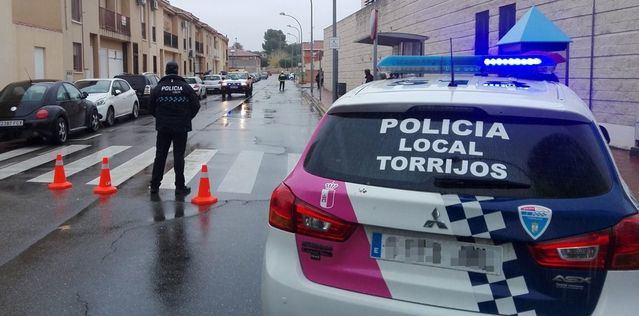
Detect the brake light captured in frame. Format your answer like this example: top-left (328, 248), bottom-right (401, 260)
top-left (144, 85), bottom-right (151, 95)
top-left (268, 183), bottom-right (356, 242)
top-left (36, 109), bottom-right (49, 119)
top-left (529, 213), bottom-right (639, 270)
top-left (529, 230), bottom-right (610, 269)
top-left (610, 214), bottom-right (639, 270)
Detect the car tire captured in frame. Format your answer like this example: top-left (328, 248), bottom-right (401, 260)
top-left (105, 107), bottom-right (115, 126)
top-left (130, 102), bottom-right (139, 120)
top-left (52, 117), bottom-right (68, 144)
top-left (88, 109), bottom-right (100, 133)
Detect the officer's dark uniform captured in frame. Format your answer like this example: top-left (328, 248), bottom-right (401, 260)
top-left (149, 62), bottom-right (200, 194)
top-left (278, 72), bottom-right (287, 91)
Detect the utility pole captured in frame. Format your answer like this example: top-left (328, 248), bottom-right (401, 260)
top-left (310, 0), bottom-right (314, 95)
top-left (332, 0), bottom-right (338, 101)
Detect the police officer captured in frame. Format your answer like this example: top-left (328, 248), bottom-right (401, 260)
top-left (149, 61), bottom-right (200, 195)
top-left (278, 71), bottom-right (287, 91)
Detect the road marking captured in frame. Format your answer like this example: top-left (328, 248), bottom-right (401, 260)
top-left (29, 146), bottom-right (131, 183)
top-left (160, 149), bottom-right (218, 190)
top-left (88, 147), bottom-right (168, 186)
top-left (0, 146), bottom-right (45, 163)
top-left (0, 145), bottom-right (90, 180)
top-left (217, 150), bottom-right (264, 194)
top-left (287, 153), bottom-right (301, 174)
top-left (73, 134), bottom-right (102, 141)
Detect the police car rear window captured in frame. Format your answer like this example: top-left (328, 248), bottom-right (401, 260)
top-left (304, 111), bottom-right (613, 199)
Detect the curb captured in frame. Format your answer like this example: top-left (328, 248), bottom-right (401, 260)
top-left (301, 89), bottom-right (328, 116)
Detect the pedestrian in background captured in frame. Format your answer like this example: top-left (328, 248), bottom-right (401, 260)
top-left (278, 71), bottom-right (287, 91)
top-left (149, 61), bottom-right (200, 195)
top-left (365, 69), bottom-right (374, 83)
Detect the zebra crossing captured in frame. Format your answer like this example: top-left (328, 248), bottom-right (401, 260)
top-left (0, 145), bottom-right (302, 194)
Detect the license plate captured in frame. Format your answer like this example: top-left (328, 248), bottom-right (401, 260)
top-left (370, 232), bottom-right (503, 275)
top-left (0, 120), bottom-right (24, 127)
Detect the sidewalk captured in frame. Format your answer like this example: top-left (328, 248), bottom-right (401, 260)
top-left (301, 87), bottom-right (639, 198)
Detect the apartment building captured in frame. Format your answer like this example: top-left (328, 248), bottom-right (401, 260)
top-left (228, 49), bottom-right (262, 73)
top-left (0, 0), bottom-right (229, 89)
top-left (325, 0), bottom-right (639, 149)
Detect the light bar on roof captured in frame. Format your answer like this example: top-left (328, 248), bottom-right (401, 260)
top-left (377, 55), bottom-right (557, 76)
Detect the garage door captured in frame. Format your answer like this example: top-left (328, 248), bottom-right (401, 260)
top-left (108, 49), bottom-right (124, 78)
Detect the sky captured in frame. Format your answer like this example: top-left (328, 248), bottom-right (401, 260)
top-left (169, 0), bottom-right (362, 51)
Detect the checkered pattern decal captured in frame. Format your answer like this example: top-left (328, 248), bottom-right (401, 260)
top-left (443, 195), bottom-right (536, 315)
top-left (158, 96), bottom-right (190, 103)
top-left (442, 194), bottom-right (506, 238)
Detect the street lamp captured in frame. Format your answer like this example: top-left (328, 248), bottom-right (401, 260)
top-left (280, 12), bottom-right (304, 82)
top-left (287, 25), bottom-right (303, 77)
top-left (309, 0), bottom-right (314, 94)
top-left (287, 33), bottom-right (298, 74)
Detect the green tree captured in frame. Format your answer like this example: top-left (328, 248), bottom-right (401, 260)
top-left (231, 42), bottom-right (244, 50)
top-left (262, 29), bottom-right (287, 55)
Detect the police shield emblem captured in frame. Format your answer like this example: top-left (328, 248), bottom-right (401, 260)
top-left (518, 205), bottom-right (552, 240)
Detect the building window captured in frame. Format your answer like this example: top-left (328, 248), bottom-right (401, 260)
top-left (499, 4), bottom-right (516, 39)
top-left (184, 38), bottom-right (187, 50)
top-left (153, 55), bottom-right (157, 73)
top-left (71, 0), bottom-right (82, 22)
top-left (184, 61), bottom-right (187, 75)
top-left (152, 26), bottom-right (157, 42)
top-left (143, 54), bottom-right (148, 73)
top-left (475, 10), bottom-right (489, 55)
top-left (133, 43), bottom-right (139, 74)
top-left (72, 43), bottom-right (82, 72)
top-left (142, 23), bottom-right (147, 39)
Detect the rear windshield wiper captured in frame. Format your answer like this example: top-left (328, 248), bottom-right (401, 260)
top-left (434, 177), bottom-right (531, 189)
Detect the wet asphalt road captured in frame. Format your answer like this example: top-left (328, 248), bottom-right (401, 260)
top-left (0, 78), bottom-right (321, 315)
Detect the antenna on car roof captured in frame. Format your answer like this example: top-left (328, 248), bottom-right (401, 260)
top-left (448, 38), bottom-right (457, 87)
top-left (24, 68), bottom-right (32, 83)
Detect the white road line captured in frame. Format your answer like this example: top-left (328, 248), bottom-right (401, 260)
top-left (0, 145), bottom-right (91, 180)
top-left (88, 147), bottom-right (166, 186)
top-left (0, 146), bottom-right (45, 163)
top-left (73, 134), bottom-right (102, 141)
top-left (217, 150), bottom-right (264, 194)
top-left (160, 149), bottom-right (218, 190)
top-left (29, 146), bottom-right (131, 183)
top-left (287, 153), bottom-right (302, 174)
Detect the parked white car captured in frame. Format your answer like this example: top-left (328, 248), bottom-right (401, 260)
top-left (75, 79), bottom-right (139, 126)
top-left (203, 74), bottom-right (223, 94)
top-left (185, 77), bottom-right (207, 100)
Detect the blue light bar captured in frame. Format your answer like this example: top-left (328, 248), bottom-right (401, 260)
top-left (377, 55), bottom-right (557, 77)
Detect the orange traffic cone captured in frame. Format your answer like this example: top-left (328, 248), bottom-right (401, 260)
top-left (93, 157), bottom-right (117, 195)
top-left (191, 165), bottom-right (218, 206)
top-left (48, 154), bottom-right (72, 190)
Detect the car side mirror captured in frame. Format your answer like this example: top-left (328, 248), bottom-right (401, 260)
top-left (599, 125), bottom-right (611, 144)
top-left (81, 92), bottom-right (88, 99)
top-left (113, 89), bottom-right (122, 96)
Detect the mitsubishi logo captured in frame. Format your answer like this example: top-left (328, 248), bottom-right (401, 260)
top-left (424, 208), bottom-right (447, 229)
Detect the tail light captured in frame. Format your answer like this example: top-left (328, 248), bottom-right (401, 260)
top-left (269, 183), bottom-right (356, 242)
top-left (529, 213), bottom-right (639, 270)
top-left (144, 85), bottom-right (151, 95)
top-left (36, 109), bottom-right (49, 119)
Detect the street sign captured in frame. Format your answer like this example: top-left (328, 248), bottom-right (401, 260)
top-left (370, 8), bottom-right (379, 40)
top-left (329, 37), bottom-right (340, 49)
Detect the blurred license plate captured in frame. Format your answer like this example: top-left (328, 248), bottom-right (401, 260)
top-left (0, 120), bottom-right (23, 127)
top-left (370, 232), bottom-right (503, 275)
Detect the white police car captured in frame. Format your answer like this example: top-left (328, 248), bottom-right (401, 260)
top-left (262, 55), bottom-right (639, 316)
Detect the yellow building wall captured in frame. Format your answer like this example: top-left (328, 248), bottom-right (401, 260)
top-left (14, 25), bottom-right (65, 81)
top-left (0, 0), bottom-right (16, 88)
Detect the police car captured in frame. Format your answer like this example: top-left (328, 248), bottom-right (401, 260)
top-left (261, 55), bottom-right (639, 316)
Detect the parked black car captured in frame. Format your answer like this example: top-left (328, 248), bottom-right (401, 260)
top-left (115, 73), bottom-right (160, 112)
top-left (0, 80), bottom-right (100, 144)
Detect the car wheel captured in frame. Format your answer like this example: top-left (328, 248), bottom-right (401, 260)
top-left (52, 117), bottom-right (68, 144)
top-left (105, 107), bottom-right (115, 126)
top-left (130, 102), bottom-right (139, 120)
top-left (88, 109), bottom-right (100, 133)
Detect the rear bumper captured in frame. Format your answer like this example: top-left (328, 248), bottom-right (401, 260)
top-left (137, 95), bottom-right (151, 110)
top-left (0, 119), bottom-right (54, 140)
top-left (591, 270), bottom-right (639, 316)
top-left (261, 227), bottom-right (485, 316)
top-left (221, 86), bottom-right (249, 94)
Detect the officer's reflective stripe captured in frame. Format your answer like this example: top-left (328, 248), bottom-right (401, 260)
top-left (29, 146), bottom-right (130, 183)
top-left (160, 149), bottom-right (217, 190)
top-left (217, 151), bottom-right (264, 194)
top-left (88, 147), bottom-right (166, 186)
top-left (0, 145), bottom-right (90, 180)
top-left (287, 153), bottom-right (301, 174)
top-left (0, 146), bottom-right (45, 164)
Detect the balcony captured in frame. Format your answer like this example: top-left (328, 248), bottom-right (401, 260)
top-left (195, 42), bottom-right (204, 55)
top-left (99, 7), bottom-right (131, 37)
top-left (164, 31), bottom-right (179, 49)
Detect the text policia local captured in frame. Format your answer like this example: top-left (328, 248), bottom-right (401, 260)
top-left (377, 118), bottom-right (510, 180)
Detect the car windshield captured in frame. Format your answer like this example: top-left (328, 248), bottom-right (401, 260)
top-left (228, 73), bottom-right (248, 80)
top-left (75, 80), bottom-right (111, 94)
top-left (0, 82), bottom-right (48, 104)
top-left (304, 110), bottom-right (614, 199)
top-left (205, 76), bottom-right (220, 81)
top-left (185, 78), bottom-right (197, 84)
